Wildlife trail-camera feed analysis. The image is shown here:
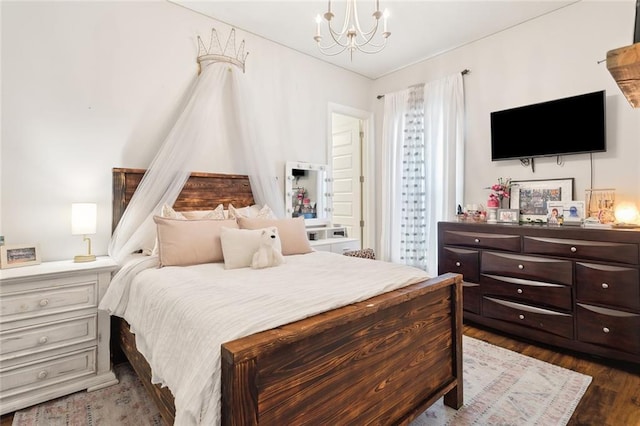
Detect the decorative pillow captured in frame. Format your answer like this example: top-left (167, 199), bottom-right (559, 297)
top-left (161, 204), bottom-right (186, 219)
top-left (220, 227), bottom-right (283, 269)
top-left (344, 248), bottom-right (376, 260)
top-left (237, 217), bottom-right (312, 256)
top-left (228, 204), bottom-right (277, 220)
top-left (153, 216), bottom-right (238, 267)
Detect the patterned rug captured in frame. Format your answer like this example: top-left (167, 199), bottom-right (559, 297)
top-left (13, 336), bottom-right (591, 426)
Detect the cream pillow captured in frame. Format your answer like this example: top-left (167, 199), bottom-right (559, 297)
top-left (228, 204), bottom-right (277, 220)
top-left (219, 226), bottom-right (282, 269)
top-left (161, 204), bottom-right (186, 219)
top-left (237, 217), bottom-right (312, 256)
top-left (154, 216), bottom-right (238, 267)
top-left (181, 204), bottom-right (225, 220)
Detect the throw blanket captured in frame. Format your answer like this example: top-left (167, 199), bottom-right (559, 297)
top-left (100, 251), bottom-right (429, 425)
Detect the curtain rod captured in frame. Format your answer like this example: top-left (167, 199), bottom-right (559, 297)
top-left (376, 69), bottom-right (470, 99)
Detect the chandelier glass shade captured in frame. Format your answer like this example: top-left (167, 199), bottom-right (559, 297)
top-left (314, 0), bottom-right (390, 59)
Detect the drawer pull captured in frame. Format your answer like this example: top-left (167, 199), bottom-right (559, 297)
top-left (455, 261), bottom-right (461, 267)
top-left (570, 246), bottom-right (577, 253)
top-left (601, 283), bottom-right (609, 289)
top-left (38, 336), bottom-right (49, 345)
top-left (38, 299), bottom-right (49, 307)
top-left (474, 238), bottom-right (480, 243)
top-left (517, 288), bottom-right (523, 294)
top-left (518, 264), bottom-right (524, 270)
top-left (603, 327), bottom-right (610, 333)
top-left (519, 314), bottom-right (525, 320)
top-left (37, 370), bottom-right (48, 380)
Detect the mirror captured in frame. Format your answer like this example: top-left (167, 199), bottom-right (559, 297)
top-left (285, 161), bottom-right (332, 226)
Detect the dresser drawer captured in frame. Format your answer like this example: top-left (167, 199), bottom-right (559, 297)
top-left (483, 297), bottom-right (574, 339)
top-left (524, 236), bottom-right (639, 265)
top-left (481, 252), bottom-right (573, 285)
top-left (481, 274), bottom-right (572, 311)
top-left (576, 263), bottom-right (640, 311)
top-left (576, 304), bottom-right (640, 354)
top-left (440, 247), bottom-right (479, 282)
top-left (0, 315), bottom-right (96, 361)
top-left (0, 282), bottom-right (97, 324)
top-left (442, 231), bottom-right (520, 252)
top-left (0, 348), bottom-right (97, 398)
top-left (463, 282), bottom-right (481, 314)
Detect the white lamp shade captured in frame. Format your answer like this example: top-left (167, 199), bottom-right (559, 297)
top-left (72, 203), bottom-right (97, 235)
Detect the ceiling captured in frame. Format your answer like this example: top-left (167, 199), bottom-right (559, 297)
top-left (172, 1), bottom-right (577, 79)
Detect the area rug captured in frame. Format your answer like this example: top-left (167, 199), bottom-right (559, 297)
top-left (12, 336), bottom-right (591, 426)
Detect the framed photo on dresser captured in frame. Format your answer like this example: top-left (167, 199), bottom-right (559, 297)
top-left (510, 178), bottom-right (574, 222)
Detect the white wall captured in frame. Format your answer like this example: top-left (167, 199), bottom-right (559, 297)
top-left (372, 1), bottom-right (639, 225)
top-left (1, 1), bottom-right (371, 261)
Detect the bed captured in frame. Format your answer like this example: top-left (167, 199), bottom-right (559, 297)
top-left (108, 167), bottom-right (463, 425)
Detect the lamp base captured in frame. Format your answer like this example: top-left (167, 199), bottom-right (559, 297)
top-left (74, 254), bottom-right (96, 263)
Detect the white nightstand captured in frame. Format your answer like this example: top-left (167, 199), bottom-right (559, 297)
top-left (0, 256), bottom-right (119, 414)
top-left (306, 225), bottom-right (360, 254)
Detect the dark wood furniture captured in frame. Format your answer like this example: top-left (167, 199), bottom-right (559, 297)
top-left (111, 168), bottom-right (464, 425)
top-left (438, 221), bottom-right (640, 364)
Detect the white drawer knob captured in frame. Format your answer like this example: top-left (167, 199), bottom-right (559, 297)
top-left (518, 264), bottom-right (524, 270)
top-left (37, 370), bottom-right (48, 380)
top-left (601, 283), bottom-right (609, 289)
top-left (39, 299), bottom-right (49, 307)
top-left (474, 238), bottom-right (480, 243)
top-left (570, 246), bottom-right (577, 253)
top-left (603, 327), bottom-right (610, 333)
top-left (38, 336), bottom-right (49, 344)
top-left (455, 261), bottom-right (461, 267)
top-left (519, 314), bottom-right (525, 320)
top-left (517, 288), bottom-right (523, 294)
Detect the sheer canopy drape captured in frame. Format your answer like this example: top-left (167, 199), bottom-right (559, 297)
top-left (380, 72), bottom-right (465, 274)
top-left (109, 57), bottom-right (284, 265)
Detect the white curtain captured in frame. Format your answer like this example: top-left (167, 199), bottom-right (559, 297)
top-left (380, 72), bottom-right (465, 275)
top-left (109, 56), bottom-right (284, 265)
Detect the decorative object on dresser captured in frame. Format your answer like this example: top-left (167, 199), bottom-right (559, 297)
top-left (438, 221), bottom-right (640, 364)
top-left (71, 203), bottom-right (97, 263)
top-left (510, 178), bottom-right (574, 223)
top-left (0, 244), bottom-right (41, 269)
top-left (0, 257), bottom-right (118, 415)
top-left (585, 188), bottom-right (616, 224)
top-left (497, 208), bottom-right (519, 224)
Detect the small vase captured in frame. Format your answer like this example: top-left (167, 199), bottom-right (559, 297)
top-left (487, 207), bottom-right (498, 224)
top-left (500, 197), bottom-right (509, 209)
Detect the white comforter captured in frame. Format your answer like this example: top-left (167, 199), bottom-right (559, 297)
top-left (100, 251), bottom-right (429, 425)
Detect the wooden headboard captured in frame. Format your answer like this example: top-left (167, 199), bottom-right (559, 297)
top-left (112, 168), bottom-right (255, 231)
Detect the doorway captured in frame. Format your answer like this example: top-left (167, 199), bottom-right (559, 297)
top-left (329, 105), bottom-right (373, 250)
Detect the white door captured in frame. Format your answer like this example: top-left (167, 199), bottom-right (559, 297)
top-left (331, 113), bottom-right (362, 245)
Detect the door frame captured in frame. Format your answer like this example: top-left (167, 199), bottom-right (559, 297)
top-left (327, 103), bottom-right (374, 250)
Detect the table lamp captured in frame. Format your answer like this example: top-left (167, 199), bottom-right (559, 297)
top-left (72, 203), bottom-right (97, 262)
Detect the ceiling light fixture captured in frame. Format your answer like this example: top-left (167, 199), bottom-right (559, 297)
top-left (314, 0), bottom-right (390, 60)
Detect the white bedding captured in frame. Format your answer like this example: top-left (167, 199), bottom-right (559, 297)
top-left (100, 251), bottom-right (429, 425)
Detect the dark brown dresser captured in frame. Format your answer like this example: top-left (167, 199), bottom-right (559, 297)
top-left (438, 221), bottom-right (640, 364)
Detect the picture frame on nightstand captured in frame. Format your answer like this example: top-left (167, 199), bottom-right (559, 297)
top-left (0, 243), bottom-right (41, 269)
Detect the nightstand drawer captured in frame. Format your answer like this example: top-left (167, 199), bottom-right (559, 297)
top-left (483, 297), bottom-right (573, 339)
top-left (576, 263), bottom-right (640, 311)
top-left (524, 236), bottom-right (639, 265)
top-left (443, 230), bottom-right (520, 252)
top-left (0, 348), bottom-right (96, 398)
top-left (0, 282), bottom-right (97, 323)
top-left (482, 251), bottom-right (573, 285)
top-left (481, 274), bottom-right (572, 311)
top-left (1, 315), bottom-right (97, 360)
top-left (576, 303), bottom-right (640, 354)
top-left (440, 247), bottom-right (479, 282)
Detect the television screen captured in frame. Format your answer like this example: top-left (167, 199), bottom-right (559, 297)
top-left (490, 90), bottom-right (606, 161)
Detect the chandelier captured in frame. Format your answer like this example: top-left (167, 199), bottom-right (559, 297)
top-left (313, 0), bottom-right (390, 60)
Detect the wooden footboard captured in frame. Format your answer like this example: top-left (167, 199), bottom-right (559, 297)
top-left (221, 272), bottom-right (463, 425)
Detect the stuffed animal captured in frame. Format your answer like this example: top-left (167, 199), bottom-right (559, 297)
top-left (251, 227), bottom-right (284, 269)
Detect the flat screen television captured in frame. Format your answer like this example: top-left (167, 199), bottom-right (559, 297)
top-left (490, 90), bottom-right (606, 161)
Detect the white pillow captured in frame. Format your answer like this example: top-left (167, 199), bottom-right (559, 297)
top-left (220, 226), bottom-right (282, 270)
top-left (228, 204), bottom-right (277, 220)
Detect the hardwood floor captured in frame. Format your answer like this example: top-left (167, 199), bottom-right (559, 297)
top-left (2, 323), bottom-right (638, 425)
